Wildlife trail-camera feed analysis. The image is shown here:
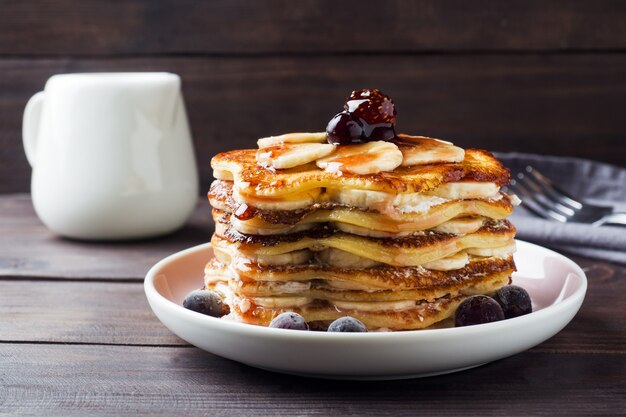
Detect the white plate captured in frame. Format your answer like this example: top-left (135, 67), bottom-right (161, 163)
top-left (144, 240), bottom-right (587, 380)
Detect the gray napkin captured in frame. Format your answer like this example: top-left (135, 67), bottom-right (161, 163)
top-left (495, 152), bottom-right (626, 265)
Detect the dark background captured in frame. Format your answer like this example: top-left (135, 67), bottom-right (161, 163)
top-left (1, 0), bottom-right (625, 194)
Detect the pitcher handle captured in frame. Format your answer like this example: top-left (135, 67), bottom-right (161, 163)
top-left (23, 91), bottom-right (45, 167)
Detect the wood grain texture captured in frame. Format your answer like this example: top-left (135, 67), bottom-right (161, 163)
top-left (0, 280), bottom-right (185, 345)
top-left (0, 195), bottom-right (210, 279)
top-left (2, 54), bottom-right (625, 193)
top-left (0, 344), bottom-right (624, 416)
top-left (1, 0), bottom-right (626, 55)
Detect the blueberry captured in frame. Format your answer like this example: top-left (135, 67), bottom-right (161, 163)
top-left (454, 295), bottom-right (504, 327)
top-left (326, 111), bottom-right (364, 145)
top-left (493, 285), bottom-right (532, 319)
top-left (182, 289), bottom-right (228, 318)
top-left (327, 316), bottom-right (368, 332)
top-left (269, 312), bottom-right (309, 330)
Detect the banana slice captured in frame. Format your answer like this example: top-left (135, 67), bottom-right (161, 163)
top-left (253, 250), bottom-right (313, 266)
top-left (335, 216), bottom-right (483, 238)
top-left (326, 188), bottom-right (391, 211)
top-left (257, 132), bottom-right (327, 148)
top-left (231, 217), bottom-right (316, 235)
top-left (333, 299), bottom-right (417, 312)
top-left (252, 296), bottom-right (312, 308)
top-left (427, 182), bottom-right (500, 199)
top-left (316, 141), bottom-right (403, 175)
top-left (422, 251), bottom-right (469, 271)
top-left (327, 188), bottom-right (448, 214)
top-left (466, 241), bottom-right (516, 258)
top-left (395, 135), bottom-right (465, 166)
top-left (315, 248), bottom-right (380, 268)
top-left (432, 217), bottom-right (485, 234)
top-left (250, 281), bottom-right (312, 294)
top-left (213, 241), bottom-right (313, 266)
top-left (233, 185), bottom-right (321, 210)
top-left (335, 222), bottom-right (410, 238)
top-left (256, 143), bottom-right (335, 169)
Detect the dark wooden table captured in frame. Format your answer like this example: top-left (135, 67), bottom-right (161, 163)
top-left (1, 194), bottom-right (624, 416)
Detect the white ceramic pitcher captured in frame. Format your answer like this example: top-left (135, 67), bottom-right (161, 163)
top-left (23, 73), bottom-right (199, 240)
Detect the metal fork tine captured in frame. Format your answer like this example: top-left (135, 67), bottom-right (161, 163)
top-left (507, 183), bottom-right (547, 219)
top-left (524, 166), bottom-right (583, 209)
top-left (509, 181), bottom-right (568, 222)
top-left (517, 173), bottom-right (577, 217)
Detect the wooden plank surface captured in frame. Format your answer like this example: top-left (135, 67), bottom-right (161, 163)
top-left (2, 53), bottom-right (625, 193)
top-left (0, 195), bottom-right (210, 279)
top-left (0, 280), bottom-right (185, 345)
top-left (1, 344), bottom-right (624, 416)
top-left (1, 0), bottom-right (626, 55)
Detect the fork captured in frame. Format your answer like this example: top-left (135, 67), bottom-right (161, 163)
top-left (506, 166), bottom-right (626, 226)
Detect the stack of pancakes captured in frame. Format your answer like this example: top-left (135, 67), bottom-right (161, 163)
top-left (204, 134), bottom-right (518, 330)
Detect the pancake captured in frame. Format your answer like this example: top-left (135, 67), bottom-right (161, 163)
top-left (205, 276), bottom-right (509, 330)
top-left (204, 250), bottom-right (513, 330)
top-left (212, 285), bottom-right (468, 329)
top-left (205, 256), bottom-right (515, 298)
top-left (209, 180), bottom-right (515, 236)
top-left (213, 271), bottom-right (510, 307)
top-left (212, 147), bottom-right (510, 199)
top-left (204, 121), bottom-right (518, 331)
top-left (394, 134), bottom-right (465, 166)
top-left (212, 219), bottom-right (515, 267)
